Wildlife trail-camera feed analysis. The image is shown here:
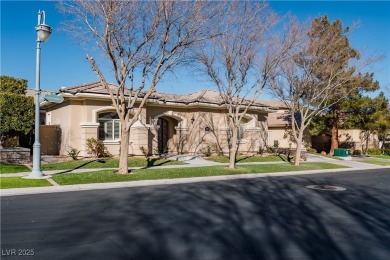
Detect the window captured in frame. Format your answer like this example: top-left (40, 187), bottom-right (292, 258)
top-left (237, 122), bottom-right (246, 141)
top-left (98, 112), bottom-right (121, 141)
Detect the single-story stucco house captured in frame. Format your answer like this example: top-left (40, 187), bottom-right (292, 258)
top-left (40, 82), bottom-right (381, 157)
top-left (42, 82), bottom-right (278, 157)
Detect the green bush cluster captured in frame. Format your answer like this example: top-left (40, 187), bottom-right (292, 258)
top-left (2, 136), bottom-right (19, 147)
top-left (352, 150), bottom-right (362, 156)
top-left (383, 143), bottom-right (390, 155)
top-left (0, 76), bottom-right (34, 148)
top-left (367, 148), bottom-right (382, 155)
top-left (85, 138), bottom-right (111, 158)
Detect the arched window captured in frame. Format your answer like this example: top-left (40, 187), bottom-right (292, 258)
top-left (98, 112), bottom-right (121, 141)
top-left (238, 121), bottom-right (246, 141)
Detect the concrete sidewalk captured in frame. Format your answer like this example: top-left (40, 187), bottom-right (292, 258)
top-left (1, 155), bottom-right (387, 197)
top-left (305, 153), bottom-right (385, 169)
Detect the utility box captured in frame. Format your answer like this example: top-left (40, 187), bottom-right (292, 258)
top-left (334, 148), bottom-right (351, 157)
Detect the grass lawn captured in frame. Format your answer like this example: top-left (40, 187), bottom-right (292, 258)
top-left (368, 155), bottom-right (390, 159)
top-left (0, 177), bottom-right (52, 189)
top-left (205, 155), bottom-right (284, 163)
top-left (41, 157), bottom-right (184, 171)
top-left (52, 162), bottom-right (347, 185)
top-left (362, 160), bottom-right (390, 166)
top-left (0, 164), bottom-right (30, 174)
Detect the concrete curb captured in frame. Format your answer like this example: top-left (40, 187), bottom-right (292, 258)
top-left (2, 166), bottom-right (389, 197)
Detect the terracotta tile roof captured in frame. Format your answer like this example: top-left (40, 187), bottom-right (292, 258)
top-left (58, 82), bottom-right (117, 95)
top-left (267, 110), bottom-right (291, 127)
top-left (26, 89), bottom-right (55, 97)
top-left (59, 82), bottom-right (282, 109)
top-left (258, 100), bottom-right (287, 109)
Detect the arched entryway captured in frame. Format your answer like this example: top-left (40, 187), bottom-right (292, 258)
top-left (155, 116), bottom-right (181, 154)
top-left (152, 111), bottom-right (186, 154)
top-left (157, 118), bottom-right (169, 154)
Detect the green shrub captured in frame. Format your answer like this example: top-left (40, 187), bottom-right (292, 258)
top-left (67, 147), bottom-right (80, 160)
top-left (0, 92), bottom-right (34, 141)
top-left (201, 145), bottom-right (212, 157)
top-left (352, 150), bottom-right (362, 156)
top-left (139, 146), bottom-right (149, 158)
top-left (86, 138), bottom-right (111, 158)
top-left (307, 147), bottom-right (317, 154)
top-left (383, 143), bottom-right (390, 155)
top-left (2, 135), bottom-right (19, 147)
top-left (367, 148), bottom-right (382, 155)
top-left (258, 145), bottom-right (264, 155)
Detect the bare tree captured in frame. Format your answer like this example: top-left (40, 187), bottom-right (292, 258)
top-left (59, 1), bottom-right (218, 174)
top-left (196, 2), bottom-right (300, 169)
top-left (270, 17), bottom-right (377, 165)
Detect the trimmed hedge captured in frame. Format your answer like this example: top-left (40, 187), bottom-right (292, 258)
top-left (368, 148), bottom-right (382, 155)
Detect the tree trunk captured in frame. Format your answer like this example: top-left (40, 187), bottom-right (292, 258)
top-left (228, 127), bottom-right (238, 169)
top-left (294, 131), bottom-right (303, 166)
top-left (118, 129), bottom-right (130, 174)
top-left (330, 107), bottom-right (339, 155)
top-left (365, 130), bottom-right (370, 156)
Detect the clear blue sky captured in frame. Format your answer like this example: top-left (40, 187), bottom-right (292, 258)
top-left (1, 1), bottom-right (389, 99)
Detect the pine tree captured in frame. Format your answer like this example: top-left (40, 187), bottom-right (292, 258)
top-left (306, 16), bottom-right (379, 154)
top-left (342, 92), bottom-right (390, 154)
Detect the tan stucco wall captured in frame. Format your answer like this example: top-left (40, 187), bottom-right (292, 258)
top-left (268, 127), bottom-right (311, 149)
top-left (46, 100), bottom-right (71, 155)
top-left (268, 127), bottom-right (292, 148)
top-left (339, 129), bottom-right (379, 150)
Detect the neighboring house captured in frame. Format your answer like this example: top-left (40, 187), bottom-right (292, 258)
top-left (42, 82), bottom-right (275, 157)
top-left (338, 129), bottom-right (379, 151)
top-left (266, 108), bottom-right (293, 148)
top-left (265, 106), bottom-right (312, 149)
top-left (264, 106), bottom-right (379, 153)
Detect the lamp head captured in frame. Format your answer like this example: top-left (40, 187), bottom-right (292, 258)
top-left (36, 10), bottom-right (52, 42)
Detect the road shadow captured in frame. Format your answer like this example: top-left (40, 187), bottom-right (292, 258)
top-left (2, 170), bottom-right (390, 259)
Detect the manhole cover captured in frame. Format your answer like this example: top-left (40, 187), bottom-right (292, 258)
top-left (305, 185), bottom-right (346, 191)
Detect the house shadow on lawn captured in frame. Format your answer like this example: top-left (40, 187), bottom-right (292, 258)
top-left (142, 157), bottom-right (178, 169)
top-left (54, 159), bottom-right (108, 175)
top-left (235, 155), bottom-right (252, 163)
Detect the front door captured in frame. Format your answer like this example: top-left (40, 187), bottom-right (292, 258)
top-left (158, 118), bottom-right (169, 154)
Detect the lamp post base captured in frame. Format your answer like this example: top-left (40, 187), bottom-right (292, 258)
top-left (27, 170), bottom-right (46, 179)
top-left (30, 142), bottom-right (44, 178)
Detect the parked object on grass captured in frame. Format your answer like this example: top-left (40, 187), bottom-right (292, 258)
top-left (67, 147), bottom-right (80, 160)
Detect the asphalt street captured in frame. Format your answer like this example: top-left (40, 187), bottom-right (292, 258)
top-left (1, 168), bottom-right (390, 260)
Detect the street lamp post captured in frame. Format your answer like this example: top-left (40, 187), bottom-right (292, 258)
top-left (29, 11), bottom-right (52, 178)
